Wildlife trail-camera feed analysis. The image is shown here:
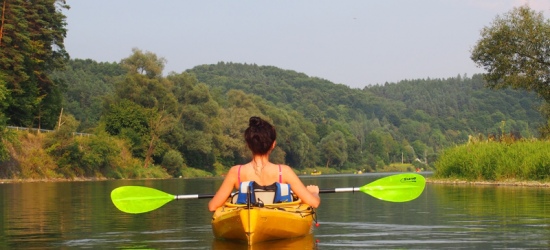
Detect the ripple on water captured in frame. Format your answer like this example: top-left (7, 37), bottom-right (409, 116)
top-left (314, 221), bottom-right (550, 249)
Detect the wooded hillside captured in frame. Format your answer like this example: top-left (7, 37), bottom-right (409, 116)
top-left (15, 56), bottom-right (538, 178)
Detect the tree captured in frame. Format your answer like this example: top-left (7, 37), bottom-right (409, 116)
top-left (121, 48), bottom-right (166, 78)
top-left (117, 48), bottom-right (176, 112)
top-left (106, 49), bottom-right (179, 166)
top-left (102, 99), bottom-right (150, 158)
top-left (365, 130), bottom-right (388, 165)
top-left (167, 72), bottom-right (223, 171)
top-left (0, 73), bottom-right (8, 113)
top-left (0, 0), bottom-right (69, 128)
top-left (471, 5), bottom-right (550, 136)
top-left (162, 149), bottom-right (184, 177)
top-left (0, 73), bottom-right (9, 161)
top-left (318, 131), bottom-right (347, 169)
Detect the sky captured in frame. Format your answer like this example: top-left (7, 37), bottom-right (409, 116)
top-left (62, 0), bottom-right (550, 89)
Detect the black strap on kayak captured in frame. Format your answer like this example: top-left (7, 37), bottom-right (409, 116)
top-left (246, 187), bottom-right (252, 239)
top-left (246, 186), bottom-right (252, 209)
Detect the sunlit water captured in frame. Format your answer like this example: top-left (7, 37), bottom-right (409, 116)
top-left (1, 173), bottom-right (549, 249)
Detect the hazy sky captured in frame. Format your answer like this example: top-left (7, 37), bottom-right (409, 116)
top-left (63, 0), bottom-right (550, 89)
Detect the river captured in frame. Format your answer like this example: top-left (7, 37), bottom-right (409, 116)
top-left (1, 172), bottom-right (549, 249)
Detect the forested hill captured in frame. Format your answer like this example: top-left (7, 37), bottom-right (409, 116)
top-left (50, 58), bottom-right (544, 174)
top-left (367, 76), bottom-right (543, 135)
top-left (188, 62), bottom-right (543, 138)
top-left (188, 62), bottom-right (393, 124)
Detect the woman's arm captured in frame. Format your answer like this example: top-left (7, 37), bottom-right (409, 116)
top-left (283, 166), bottom-right (320, 208)
top-left (208, 167), bottom-right (238, 212)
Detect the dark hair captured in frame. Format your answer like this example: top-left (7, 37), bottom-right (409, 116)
top-left (244, 116), bottom-right (277, 155)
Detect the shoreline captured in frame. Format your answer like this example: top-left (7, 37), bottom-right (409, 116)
top-left (0, 177), bottom-right (109, 183)
top-left (427, 178), bottom-right (550, 187)
top-left (2, 176), bottom-right (550, 187)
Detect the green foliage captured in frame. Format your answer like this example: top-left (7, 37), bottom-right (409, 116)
top-left (50, 59), bottom-right (125, 131)
top-left (212, 161), bottom-right (226, 176)
top-left (189, 63), bottom-right (543, 171)
top-left (80, 133), bottom-right (121, 176)
top-left (380, 163), bottom-right (416, 173)
top-left (471, 6), bottom-right (550, 102)
top-left (102, 99), bottom-right (150, 157)
top-left (0, 127), bottom-right (170, 180)
top-left (0, 73), bottom-right (9, 111)
top-left (0, 75), bottom-right (10, 162)
top-left (43, 114), bottom-right (84, 177)
top-left (0, 0), bottom-right (69, 129)
top-left (471, 5), bottom-right (550, 136)
top-left (121, 48), bottom-right (166, 78)
top-left (180, 167), bottom-right (213, 178)
top-left (0, 127), bottom-right (9, 162)
top-left (6, 33), bottom-right (550, 180)
top-left (35, 56), bottom-right (547, 179)
top-left (162, 150), bottom-right (184, 177)
top-left (318, 131), bottom-right (348, 169)
top-left (434, 139), bottom-right (550, 181)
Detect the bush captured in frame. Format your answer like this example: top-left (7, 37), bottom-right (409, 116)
top-left (162, 150), bottom-right (184, 177)
top-left (180, 167), bottom-right (213, 178)
top-left (434, 140), bottom-right (550, 181)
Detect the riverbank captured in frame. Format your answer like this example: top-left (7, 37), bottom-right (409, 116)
top-left (0, 177), bottom-right (109, 184)
top-left (427, 178), bottom-right (550, 187)
top-left (3, 175), bottom-right (550, 187)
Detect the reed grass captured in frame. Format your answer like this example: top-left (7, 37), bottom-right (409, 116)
top-left (434, 139), bottom-right (550, 181)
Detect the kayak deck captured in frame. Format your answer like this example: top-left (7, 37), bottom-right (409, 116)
top-left (211, 200), bottom-right (315, 245)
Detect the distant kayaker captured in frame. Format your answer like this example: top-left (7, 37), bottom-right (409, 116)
top-left (208, 116), bottom-right (320, 212)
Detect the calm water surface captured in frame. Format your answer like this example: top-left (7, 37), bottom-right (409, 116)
top-left (1, 173), bottom-right (549, 249)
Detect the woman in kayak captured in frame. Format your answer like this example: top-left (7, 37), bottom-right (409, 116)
top-left (208, 116), bottom-right (320, 212)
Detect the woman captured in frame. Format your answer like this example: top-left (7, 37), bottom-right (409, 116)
top-left (208, 116), bottom-right (320, 212)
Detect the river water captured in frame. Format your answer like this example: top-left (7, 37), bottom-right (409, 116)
top-left (1, 173), bottom-right (549, 249)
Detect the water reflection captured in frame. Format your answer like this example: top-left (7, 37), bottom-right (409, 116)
top-left (314, 180), bottom-right (550, 249)
top-left (1, 174), bottom-right (550, 249)
top-left (212, 233), bottom-right (317, 250)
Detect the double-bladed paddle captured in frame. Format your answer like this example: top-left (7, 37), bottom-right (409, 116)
top-left (111, 173), bottom-right (426, 214)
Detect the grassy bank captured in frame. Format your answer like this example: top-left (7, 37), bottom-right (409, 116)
top-left (1, 131), bottom-right (171, 180)
top-left (434, 139), bottom-right (550, 182)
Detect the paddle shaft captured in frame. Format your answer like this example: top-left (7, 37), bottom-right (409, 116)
top-left (319, 187), bottom-right (361, 193)
top-left (174, 188), bottom-right (362, 200)
top-left (176, 194), bottom-right (216, 199)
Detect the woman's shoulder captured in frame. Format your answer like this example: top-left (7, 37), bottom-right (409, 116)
top-left (278, 164), bottom-right (292, 170)
top-left (279, 164), bottom-right (298, 177)
top-left (225, 165), bottom-right (243, 176)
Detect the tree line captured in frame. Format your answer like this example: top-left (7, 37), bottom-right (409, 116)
top-left (31, 55), bottom-right (543, 178)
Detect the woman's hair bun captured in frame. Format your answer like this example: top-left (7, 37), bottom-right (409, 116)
top-left (249, 116), bottom-right (262, 127)
top-left (245, 116), bottom-right (276, 155)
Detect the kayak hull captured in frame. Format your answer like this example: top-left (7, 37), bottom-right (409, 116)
top-left (212, 232), bottom-right (316, 249)
top-left (211, 201), bottom-right (315, 245)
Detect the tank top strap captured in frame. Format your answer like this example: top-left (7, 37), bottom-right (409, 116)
top-left (278, 164), bottom-right (282, 183)
top-left (238, 165), bottom-right (242, 183)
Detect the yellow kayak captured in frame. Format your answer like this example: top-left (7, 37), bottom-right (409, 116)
top-left (211, 200), bottom-right (315, 245)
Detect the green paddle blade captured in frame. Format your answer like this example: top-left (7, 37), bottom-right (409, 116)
top-left (359, 173), bottom-right (425, 202)
top-left (111, 186), bottom-right (175, 214)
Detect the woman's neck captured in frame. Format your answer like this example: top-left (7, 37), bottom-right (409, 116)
top-left (251, 154), bottom-right (270, 167)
